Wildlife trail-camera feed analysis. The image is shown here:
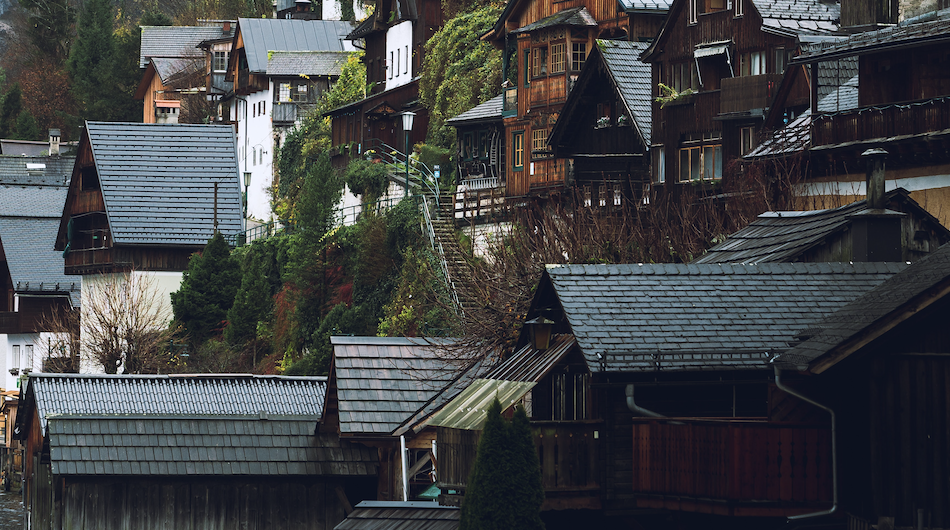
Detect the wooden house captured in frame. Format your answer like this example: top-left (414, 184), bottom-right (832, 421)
top-left (432, 262), bottom-right (907, 525)
top-left (445, 95), bottom-right (507, 223)
top-left (693, 188), bottom-right (950, 264)
top-left (224, 18), bottom-right (355, 221)
top-left (776, 241), bottom-right (950, 529)
top-left (548, 39), bottom-right (653, 206)
top-left (758, 10), bottom-right (950, 227)
top-left (480, 0), bottom-right (667, 199)
top-left (16, 373), bottom-right (378, 530)
top-left (640, 0), bottom-right (838, 195)
top-left (325, 0), bottom-right (444, 169)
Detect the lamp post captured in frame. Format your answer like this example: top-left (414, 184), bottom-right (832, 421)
top-left (401, 111), bottom-right (415, 198)
top-left (243, 171), bottom-right (252, 231)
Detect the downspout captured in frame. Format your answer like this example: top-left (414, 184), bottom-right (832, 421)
top-left (771, 358), bottom-right (838, 520)
top-left (400, 434), bottom-right (409, 502)
top-left (625, 384), bottom-right (664, 418)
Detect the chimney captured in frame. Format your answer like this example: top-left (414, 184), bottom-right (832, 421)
top-left (223, 20), bottom-right (231, 33)
top-left (49, 129), bottom-right (61, 156)
top-left (851, 148), bottom-right (905, 262)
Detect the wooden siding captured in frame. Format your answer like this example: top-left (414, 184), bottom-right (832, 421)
top-left (631, 418), bottom-right (833, 514)
top-left (64, 247), bottom-right (196, 275)
top-left (720, 73), bottom-right (784, 114)
top-left (812, 96), bottom-right (950, 148)
top-left (508, 0), bottom-right (627, 35)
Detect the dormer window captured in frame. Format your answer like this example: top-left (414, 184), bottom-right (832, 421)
top-left (213, 51), bottom-right (229, 73)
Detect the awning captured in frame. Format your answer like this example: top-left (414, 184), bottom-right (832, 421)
top-left (427, 379), bottom-right (536, 431)
top-left (155, 100), bottom-right (181, 108)
top-left (694, 44), bottom-right (730, 59)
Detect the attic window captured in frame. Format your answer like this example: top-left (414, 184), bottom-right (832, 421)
top-left (80, 167), bottom-right (99, 191)
top-left (27, 163), bottom-right (45, 176)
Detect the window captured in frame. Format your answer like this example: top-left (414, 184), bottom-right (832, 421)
top-left (735, 0), bottom-right (744, 16)
top-left (213, 51), bottom-right (229, 72)
top-left (740, 51), bottom-right (765, 76)
top-left (615, 186), bottom-right (623, 206)
top-left (774, 47), bottom-right (787, 74)
top-left (654, 146), bottom-right (666, 183)
top-left (512, 131), bottom-right (525, 171)
top-left (598, 185), bottom-right (607, 207)
top-left (532, 46), bottom-right (548, 77)
top-left (583, 186), bottom-right (592, 207)
top-left (279, 83), bottom-right (292, 102)
top-left (25, 345), bottom-right (32, 370)
top-left (740, 126), bottom-right (755, 155)
top-left (672, 62), bottom-right (698, 92)
top-left (531, 128), bottom-right (548, 153)
top-left (553, 372), bottom-right (589, 421)
top-left (405, 45), bottom-right (409, 74)
top-left (524, 50), bottom-right (531, 87)
top-left (688, 0), bottom-right (698, 23)
top-left (679, 144), bottom-right (722, 182)
top-left (252, 147), bottom-right (257, 166)
top-left (11, 345), bottom-right (19, 370)
top-left (462, 132), bottom-right (473, 160)
top-left (572, 42), bottom-right (587, 71)
top-left (478, 131), bottom-right (488, 158)
top-left (550, 43), bottom-right (566, 74)
top-left (389, 52), bottom-right (393, 79)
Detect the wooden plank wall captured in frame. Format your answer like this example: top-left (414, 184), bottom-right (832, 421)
top-left (48, 479), bottom-right (349, 530)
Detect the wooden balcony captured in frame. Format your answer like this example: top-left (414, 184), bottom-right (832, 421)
top-left (0, 312), bottom-right (19, 334)
top-left (812, 96), bottom-right (950, 148)
top-left (528, 76), bottom-right (568, 110)
top-left (719, 73), bottom-right (784, 114)
top-left (272, 102), bottom-right (317, 124)
top-left (64, 247), bottom-right (114, 274)
top-left (632, 418), bottom-right (832, 516)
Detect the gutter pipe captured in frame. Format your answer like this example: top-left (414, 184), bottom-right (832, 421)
top-left (625, 384), bottom-right (664, 418)
top-left (771, 359), bottom-right (838, 520)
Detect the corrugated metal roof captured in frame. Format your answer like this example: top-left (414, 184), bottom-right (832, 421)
top-left (0, 217), bottom-right (79, 306)
top-left (511, 7), bottom-right (597, 34)
top-left (27, 374), bottom-right (327, 434)
top-left (331, 337), bottom-right (463, 436)
top-left (335, 501), bottom-right (459, 530)
top-left (47, 417), bottom-right (377, 477)
top-left (427, 379), bottom-right (536, 431)
top-left (237, 18), bottom-right (355, 74)
top-left (266, 50), bottom-right (350, 76)
top-left (543, 262), bottom-right (905, 372)
top-left (82, 121), bottom-right (242, 246)
top-left (481, 334), bottom-right (575, 382)
top-left (139, 25), bottom-right (234, 68)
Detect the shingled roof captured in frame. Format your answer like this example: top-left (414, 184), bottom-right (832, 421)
top-left (618, 0), bottom-right (672, 13)
top-left (139, 25), bottom-right (234, 68)
top-left (237, 18), bottom-right (354, 74)
top-left (0, 156), bottom-right (73, 185)
top-left (780, 242), bottom-right (950, 373)
top-left (752, 0), bottom-right (840, 36)
top-left (55, 122), bottom-right (242, 248)
top-left (266, 50), bottom-right (350, 76)
top-left (598, 40), bottom-right (652, 144)
top-left (335, 501), bottom-right (459, 530)
top-left (511, 7), bottom-right (597, 34)
top-left (21, 373), bottom-right (377, 477)
top-left (0, 217), bottom-right (79, 306)
top-left (330, 337), bottom-right (461, 437)
top-left (445, 95), bottom-right (503, 127)
top-left (537, 262), bottom-right (904, 372)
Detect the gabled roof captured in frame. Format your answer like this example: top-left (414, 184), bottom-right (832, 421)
top-left (510, 6), bottom-right (597, 34)
top-left (781, 241), bottom-right (950, 373)
top-left (0, 217), bottom-right (79, 306)
top-left (537, 262), bottom-right (904, 373)
top-left (691, 188), bottom-right (948, 264)
top-left (55, 122), bottom-right (242, 248)
top-left (265, 50), bottom-right (350, 76)
top-left (445, 95), bottom-right (503, 127)
top-left (345, 12), bottom-right (377, 40)
top-left (792, 10), bottom-right (950, 64)
top-left (330, 337), bottom-right (461, 437)
top-left (139, 25), bottom-right (234, 68)
top-left (22, 373), bottom-right (328, 435)
top-left (236, 18), bottom-right (355, 74)
top-left (0, 156), bottom-right (73, 185)
top-left (335, 501), bottom-right (459, 530)
top-left (152, 57), bottom-right (206, 85)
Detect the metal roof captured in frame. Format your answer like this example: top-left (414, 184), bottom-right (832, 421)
top-left (47, 417), bottom-right (376, 476)
top-left (139, 25), bottom-right (235, 68)
top-left (74, 122), bottom-right (242, 247)
top-left (0, 217), bottom-right (79, 306)
top-left (481, 334), bottom-right (576, 382)
top-left (427, 379), bottom-right (536, 430)
top-left (445, 95), bottom-right (503, 127)
top-left (542, 262), bottom-right (905, 373)
top-left (511, 7), bottom-right (597, 34)
top-left (237, 18), bottom-right (355, 74)
top-left (617, 0), bottom-right (671, 13)
top-left (266, 50), bottom-right (350, 76)
top-left (26, 373), bottom-right (327, 434)
top-left (335, 501), bottom-right (459, 530)
top-left (781, 241), bottom-right (950, 371)
top-left (330, 337), bottom-right (463, 436)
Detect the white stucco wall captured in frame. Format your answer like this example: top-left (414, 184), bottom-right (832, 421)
top-left (322, 0), bottom-right (369, 21)
top-left (385, 21), bottom-right (414, 91)
top-left (234, 91), bottom-right (276, 225)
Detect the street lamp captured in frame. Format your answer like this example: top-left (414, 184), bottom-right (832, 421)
top-left (524, 316), bottom-right (554, 350)
top-left (401, 111), bottom-right (415, 198)
top-left (243, 171), bottom-right (252, 228)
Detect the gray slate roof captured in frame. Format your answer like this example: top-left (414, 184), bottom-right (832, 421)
top-left (691, 188), bottom-right (924, 264)
top-left (794, 11), bottom-right (950, 63)
top-left (237, 18), bottom-right (354, 74)
top-left (445, 95), bottom-right (503, 127)
top-left (0, 185), bottom-right (66, 217)
top-left (618, 0), bottom-right (672, 13)
top-left (335, 501), bottom-right (459, 530)
top-left (331, 337), bottom-right (461, 436)
top-left (266, 50), bottom-right (350, 76)
top-left (47, 417), bottom-right (375, 476)
top-left (28, 373), bottom-right (327, 434)
top-left (752, 0), bottom-right (840, 36)
top-left (151, 57), bottom-right (206, 85)
top-left (79, 122), bottom-right (242, 246)
top-left (781, 241), bottom-right (950, 369)
top-left (139, 25), bottom-right (234, 68)
top-left (0, 217), bottom-right (79, 306)
top-left (544, 262), bottom-right (904, 372)
top-left (0, 156), bottom-right (73, 185)
top-left (511, 7), bottom-right (597, 34)
top-left (598, 40), bottom-right (652, 144)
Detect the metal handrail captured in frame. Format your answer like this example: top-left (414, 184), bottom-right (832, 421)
top-left (363, 139), bottom-right (441, 209)
top-left (420, 196), bottom-right (462, 316)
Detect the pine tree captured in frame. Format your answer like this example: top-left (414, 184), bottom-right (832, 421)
top-left (509, 406), bottom-right (545, 530)
top-left (171, 232), bottom-right (241, 345)
top-left (225, 240), bottom-right (280, 348)
top-left (67, 0), bottom-right (135, 122)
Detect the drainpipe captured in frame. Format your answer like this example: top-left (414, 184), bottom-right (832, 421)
top-left (771, 359), bottom-right (838, 520)
top-left (625, 384), bottom-right (664, 418)
top-left (400, 434), bottom-right (409, 502)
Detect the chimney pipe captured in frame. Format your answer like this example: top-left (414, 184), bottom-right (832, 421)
top-left (49, 129), bottom-right (61, 156)
top-left (864, 148), bottom-right (888, 210)
top-left (852, 148), bottom-right (904, 262)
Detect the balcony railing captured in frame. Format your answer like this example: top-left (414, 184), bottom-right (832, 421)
top-left (720, 73), bottom-right (784, 114)
top-left (0, 312), bottom-right (18, 334)
top-left (812, 95), bottom-right (950, 148)
top-left (272, 102), bottom-right (317, 124)
top-left (632, 418), bottom-right (832, 506)
top-left (503, 87), bottom-right (517, 118)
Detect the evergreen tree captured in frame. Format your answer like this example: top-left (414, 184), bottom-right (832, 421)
top-left (67, 0), bottom-right (130, 122)
top-left (460, 399), bottom-right (545, 530)
top-left (0, 84), bottom-right (23, 138)
top-left (171, 232), bottom-right (241, 345)
top-left (19, 0), bottom-right (75, 64)
top-left (225, 240), bottom-right (281, 347)
top-left (13, 111), bottom-right (42, 141)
